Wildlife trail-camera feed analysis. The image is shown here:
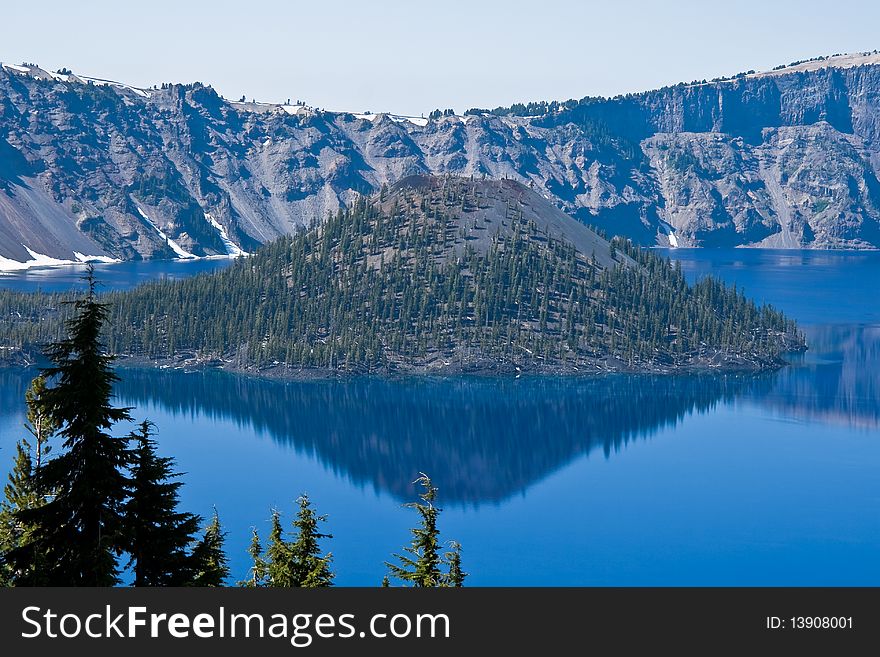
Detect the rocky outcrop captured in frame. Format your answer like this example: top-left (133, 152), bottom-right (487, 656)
top-left (2, 53), bottom-right (880, 263)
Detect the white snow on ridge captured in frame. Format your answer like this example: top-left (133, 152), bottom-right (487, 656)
top-left (79, 75), bottom-right (151, 98)
top-left (136, 206), bottom-right (197, 259)
top-left (1, 64), bottom-right (152, 97)
top-left (352, 112), bottom-right (429, 127)
top-left (391, 115), bottom-right (428, 127)
top-left (750, 51), bottom-right (880, 80)
top-left (281, 104), bottom-right (311, 116)
top-left (204, 212), bottom-right (247, 257)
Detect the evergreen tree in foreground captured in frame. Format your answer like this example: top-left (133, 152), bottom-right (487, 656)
top-left (241, 527), bottom-right (268, 587)
top-left (1, 376), bottom-right (58, 586)
top-left (189, 510), bottom-right (230, 586)
top-left (0, 443), bottom-right (37, 586)
top-left (385, 474), bottom-right (464, 587)
top-left (288, 495), bottom-right (334, 587)
top-left (23, 375), bottom-right (56, 494)
top-left (8, 267), bottom-right (132, 585)
top-left (123, 420), bottom-right (202, 586)
top-left (242, 495), bottom-right (334, 587)
top-left (444, 541), bottom-right (466, 587)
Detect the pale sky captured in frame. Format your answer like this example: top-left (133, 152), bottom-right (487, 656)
top-left (1, 0), bottom-right (877, 116)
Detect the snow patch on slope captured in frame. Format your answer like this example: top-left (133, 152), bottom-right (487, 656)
top-left (0, 246), bottom-right (79, 271)
top-left (1, 63), bottom-right (152, 97)
top-left (136, 206), bottom-right (197, 259)
top-left (391, 115), bottom-right (428, 127)
top-left (353, 112), bottom-right (429, 127)
top-left (74, 252), bottom-right (122, 264)
top-left (0, 246), bottom-right (122, 271)
top-left (204, 212), bottom-right (247, 256)
top-left (78, 75), bottom-right (151, 98)
top-left (280, 104), bottom-right (312, 116)
top-left (659, 221), bottom-right (679, 248)
top-left (750, 51), bottom-right (880, 80)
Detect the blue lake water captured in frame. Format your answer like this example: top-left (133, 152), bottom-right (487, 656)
top-left (1, 249), bottom-right (879, 585)
top-left (0, 257), bottom-right (234, 293)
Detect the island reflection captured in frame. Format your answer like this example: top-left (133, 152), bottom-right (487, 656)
top-left (113, 370), bottom-right (765, 504)
top-left (2, 323), bottom-right (875, 506)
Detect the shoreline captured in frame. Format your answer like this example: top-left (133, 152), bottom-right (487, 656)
top-left (3, 247), bottom-right (880, 276)
top-left (1, 347), bottom-right (801, 383)
top-left (0, 253), bottom-right (243, 275)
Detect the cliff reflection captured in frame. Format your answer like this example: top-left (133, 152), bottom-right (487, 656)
top-left (751, 324), bottom-right (880, 429)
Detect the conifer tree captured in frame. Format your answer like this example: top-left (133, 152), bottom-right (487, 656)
top-left (0, 443), bottom-right (37, 585)
top-left (123, 420), bottom-right (202, 586)
top-left (8, 267), bottom-right (133, 586)
top-left (241, 527), bottom-right (268, 587)
top-left (386, 474), bottom-right (449, 587)
top-left (242, 496), bottom-right (334, 587)
top-left (24, 375), bottom-right (56, 492)
top-left (190, 510), bottom-right (230, 586)
top-left (289, 495), bottom-right (334, 587)
top-left (1, 376), bottom-right (58, 585)
top-left (265, 509), bottom-right (294, 586)
top-left (443, 541), bottom-right (466, 587)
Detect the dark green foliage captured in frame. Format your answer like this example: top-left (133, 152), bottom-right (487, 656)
top-left (0, 179), bottom-right (803, 375)
top-left (23, 376), bottom-right (56, 492)
top-left (242, 496), bottom-right (334, 588)
top-left (428, 108), bottom-right (456, 120)
top-left (189, 510), bottom-right (230, 586)
top-left (242, 527), bottom-right (267, 587)
top-left (0, 442), bottom-right (38, 585)
top-left (0, 376), bottom-right (57, 585)
top-left (463, 99), bottom-right (638, 159)
top-left (444, 541), bottom-right (466, 587)
top-left (7, 268), bottom-right (133, 586)
top-left (123, 420), bottom-right (202, 586)
top-left (288, 495), bottom-right (334, 587)
top-left (386, 474), bottom-right (463, 587)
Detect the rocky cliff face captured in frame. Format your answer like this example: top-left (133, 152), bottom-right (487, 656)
top-left (2, 53), bottom-right (880, 264)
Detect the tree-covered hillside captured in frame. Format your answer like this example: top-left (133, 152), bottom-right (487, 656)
top-left (0, 177), bottom-right (804, 374)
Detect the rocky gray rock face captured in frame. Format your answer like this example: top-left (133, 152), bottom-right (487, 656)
top-left (2, 53), bottom-right (880, 264)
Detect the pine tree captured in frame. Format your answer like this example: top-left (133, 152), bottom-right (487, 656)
top-left (243, 496), bottom-right (334, 587)
top-left (289, 495), bottom-right (334, 587)
top-left (24, 375), bottom-right (56, 493)
top-left (0, 443), bottom-right (38, 585)
top-left (123, 420), bottom-right (202, 586)
top-left (190, 510), bottom-right (230, 586)
top-left (265, 509), bottom-right (294, 586)
top-left (240, 527), bottom-right (268, 587)
top-left (1, 376), bottom-right (58, 586)
top-left (7, 267), bottom-right (133, 586)
top-left (386, 473), bottom-right (447, 587)
top-left (443, 541), bottom-right (466, 587)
